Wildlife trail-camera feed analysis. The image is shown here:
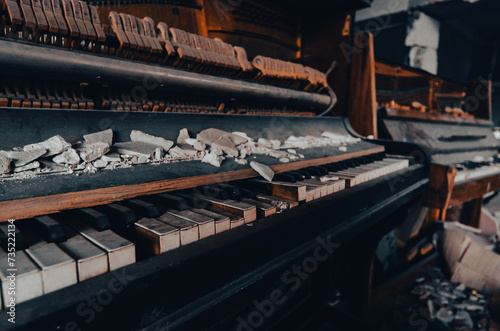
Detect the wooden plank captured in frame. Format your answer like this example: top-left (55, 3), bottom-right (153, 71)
top-left (0, 146), bottom-right (384, 222)
top-left (450, 173), bottom-right (500, 207)
top-left (348, 32), bottom-right (378, 138)
top-left (421, 163), bottom-right (456, 212)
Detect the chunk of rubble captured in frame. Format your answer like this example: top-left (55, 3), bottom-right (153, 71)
top-left (197, 128), bottom-right (247, 146)
top-left (114, 141), bottom-right (158, 158)
top-left (0, 155), bottom-right (11, 174)
top-left (287, 149), bottom-right (297, 154)
top-left (154, 148), bottom-right (163, 161)
top-left (0, 148), bottom-right (46, 167)
top-left (232, 132), bottom-right (252, 142)
top-left (184, 138), bottom-right (206, 151)
top-left (77, 142), bottom-right (110, 163)
top-left (93, 158), bottom-right (108, 168)
top-left (212, 135), bottom-right (239, 157)
top-left (177, 128), bottom-right (190, 145)
top-left (169, 146), bottom-right (198, 159)
top-left (202, 152), bottom-right (224, 167)
top-left (101, 153), bottom-right (121, 163)
top-left (270, 140), bottom-right (281, 149)
top-left (250, 161), bottom-right (274, 182)
top-left (268, 150), bottom-right (288, 159)
top-left (234, 158), bottom-right (247, 165)
top-left (23, 135), bottom-right (71, 157)
top-left (40, 160), bottom-right (71, 173)
top-left (130, 130), bottom-right (174, 152)
top-left (338, 146), bottom-right (347, 152)
top-left (53, 148), bottom-right (80, 165)
top-left (13, 161), bottom-right (40, 173)
top-left (257, 138), bottom-right (273, 149)
top-left (84, 129), bottom-right (113, 146)
top-left (279, 158), bottom-right (290, 163)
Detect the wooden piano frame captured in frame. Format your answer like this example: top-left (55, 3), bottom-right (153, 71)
top-left (348, 32), bottom-right (498, 227)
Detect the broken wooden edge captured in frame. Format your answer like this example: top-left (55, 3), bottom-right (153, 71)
top-left (0, 146), bottom-right (384, 221)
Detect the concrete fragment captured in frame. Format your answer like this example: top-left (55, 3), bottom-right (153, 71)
top-left (24, 135), bottom-right (71, 157)
top-left (130, 130), bottom-right (174, 152)
top-left (257, 138), bottom-right (273, 149)
top-left (202, 152), bottom-right (224, 167)
top-left (138, 156), bottom-right (149, 164)
top-left (270, 140), bottom-right (281, 149)
top-left (211, 146), bottom-right (224, 156)
top-left (299, 154), bottom-right (305, 159)
top-left (279, 158), bottom-right (290, 163)
top-left (268, 150), bottom-right (288, 159)
top-left (114, 141), bottom-right (158, 158)
top-left (338, 146), bottom-right (347, 152)
top-left (154, 148), bottom-right (163, 161)
top-left (250, 161), bottom-right (274, 182)
top-left (287, 149), bottom-right (297, 154)
top-left (40, 160), bottom-right (70, 173)
top-left (169, 146), bottom-right (198, 159)
top-left (0, 148), bottom-right (46, 167)
top-left (84, 129), bottom-right (113, 146)
top-left (234, 158), bottom-right (247, 165)
top-left (177, 128), bottom-right (190, 145)
top-left (197, 128), bottom-right (247, 146)
top-left (232, 132), bottom-right (252, 142)
top-left (93, 158), bottom-right (108, 168)
top-left (101, 153), bottom-right (121, 163)
top-left (13, 161), bottom-right (40, 172)
top-left (212, 135), bottom-right (238, 157)
top-left (0, 155), bottom-right (11, 174)
top-left (77, 142), bottom-right (110, 162)
top-left (53, 148), bottom-right (80, 165)
top-left (184, 138), bottom-right (206, 151)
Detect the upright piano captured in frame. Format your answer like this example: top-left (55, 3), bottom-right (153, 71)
top-left (349, 32), bottom-right (499, 227)
top-left (0, 2), bottom-right (430, 330)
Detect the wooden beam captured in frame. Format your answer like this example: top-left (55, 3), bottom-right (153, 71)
top-left (348, 32), bottom-right (378, 138)
top-left (421, 163), bottom-right (456, 211)
top-left (0, 146), bottom-right (384, 222)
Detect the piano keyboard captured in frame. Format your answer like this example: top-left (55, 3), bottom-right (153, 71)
top-left (0, 153), bottom-right (409, 308)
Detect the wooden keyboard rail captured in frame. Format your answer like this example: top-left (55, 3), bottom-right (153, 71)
top-left (0, 146), bottom-right (384, 222)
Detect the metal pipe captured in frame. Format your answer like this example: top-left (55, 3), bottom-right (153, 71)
top-left (0, 39), bottom-right (332, 109)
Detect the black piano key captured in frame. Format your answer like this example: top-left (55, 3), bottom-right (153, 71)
top-left (94, 204), bottom-right (137, 227)
top-left (119, 199), bottom-right (160, 218)
top-left (174, 192), bottom-right (210, 209)
top-left (294, 170), bottom-right (311, 179)
top-left (313, 166), bottom-right (329, 176)
top-left (274, 173), bottom-right (296, 183)
top-left (144, 193), bottom-right (190, 211)
top-left (217, 183), bottom-right (243, 201)
top-left (66, 208), bottom-right (111, 231)
top-left (238, 187), bottom-right (258, 199)
top-left (325, 164), bottom-right (339, 172)
top-left (199, 185), bottom-right (230, 200)
top-left (32, 215), bottom-right (66, 242)
top-left (304, 167), bottom-right (322, 176)
top-left (0, 222), bottom-right (27, 251)
top-left (287, 172), bottom-right (304, 181)
top-left (232, 180), bottom-right (273, 196)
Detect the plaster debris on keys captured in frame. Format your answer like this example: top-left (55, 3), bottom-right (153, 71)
top-left (0, 128), bottom-right (360, 180)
